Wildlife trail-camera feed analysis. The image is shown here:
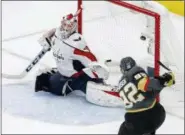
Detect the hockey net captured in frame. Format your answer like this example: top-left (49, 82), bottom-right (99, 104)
top-left (77, 0), bottom-right (184, 118)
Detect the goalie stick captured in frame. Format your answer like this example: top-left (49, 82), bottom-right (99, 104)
top-left (2, 38), bottom-right (51, 79)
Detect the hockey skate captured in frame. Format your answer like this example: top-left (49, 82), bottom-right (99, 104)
top-left (35, 68), bottom-right (57, 92)
top-left (35, 72), bottom-right (51, 92)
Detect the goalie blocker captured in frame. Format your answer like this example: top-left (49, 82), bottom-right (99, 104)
top-left (35, 62), bottom-right (123, 107)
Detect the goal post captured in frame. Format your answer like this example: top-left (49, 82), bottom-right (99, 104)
top-left (77, 0), bottom-right (183, 72)
top-left (108, 0), bottom-right (161, 77)
top-left (77, 0), bottom-right (184, 118)
top-left (78, 0), bottom-right (161, 76)
top-left (78, 0), bottom-right (83, 34)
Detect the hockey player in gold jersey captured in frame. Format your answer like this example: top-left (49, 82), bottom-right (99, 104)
top-left (117, 57), bottom-right (175, 135)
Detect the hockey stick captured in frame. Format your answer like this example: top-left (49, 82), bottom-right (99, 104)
top-left (74, 5), bottom-right (83, 17)
top-left (157, 60), bottom-right (171, 71)
top-left (105, 59), bottom-right (172, 71)
top-left (2, 48), bottom-right (50, 68)
top-left (2, 38), bottom-right (51, 79)
top-left (105, 59), bottom-right (174, 74)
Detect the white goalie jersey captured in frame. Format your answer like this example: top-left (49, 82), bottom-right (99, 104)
top-left (51, 28), bottom-right (97, 77)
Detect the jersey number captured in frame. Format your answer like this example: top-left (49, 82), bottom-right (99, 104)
top-left (119, 83), bottom-right (145, 108)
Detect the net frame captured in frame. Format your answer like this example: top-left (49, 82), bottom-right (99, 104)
top-left (77, 0), bottom-right (161, 76)
top-left (77, 0), bottom-right (161, 100)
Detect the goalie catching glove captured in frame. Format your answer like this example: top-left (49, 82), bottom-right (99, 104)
top-left (83, 61), bottom-right (110, 80)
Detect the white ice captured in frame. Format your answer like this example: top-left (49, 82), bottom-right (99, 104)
top-left (2, 1), bottom-right (184, 134)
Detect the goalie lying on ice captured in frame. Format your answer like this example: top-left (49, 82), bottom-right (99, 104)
top-left (35, 11), bottom-right (123, 107)
top-left (35, 61), bottom-right (123, 107)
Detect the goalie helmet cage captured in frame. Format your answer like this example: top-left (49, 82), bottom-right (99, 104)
top-left (78, 0), bottom-right (161, 98)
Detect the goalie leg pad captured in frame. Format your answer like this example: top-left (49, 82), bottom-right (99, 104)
top-left (86, 81), bottom-right (124, 107)
top-left (49, 72), bottom-right (73, 96)
top-left (35, 70), bottom-right (73, 96)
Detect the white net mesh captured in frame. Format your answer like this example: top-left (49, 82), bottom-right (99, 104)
top-left (79, 0), bottom-right (184, 118)
top-left (81, 1), bottom-right (150, 64)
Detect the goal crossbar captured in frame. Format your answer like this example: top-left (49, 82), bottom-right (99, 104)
top-left (77, 0), bottom-right (161, 77)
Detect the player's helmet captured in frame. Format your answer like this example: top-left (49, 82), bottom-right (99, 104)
top-left (60, 13), bottom-right (78, 39)
top-left (120, 57), bottom-right (136, 74)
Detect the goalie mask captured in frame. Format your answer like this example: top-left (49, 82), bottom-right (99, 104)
top-left (60, 13), bottom-right (78, 39)
top-left (120, 57), bottom-right (136, 74)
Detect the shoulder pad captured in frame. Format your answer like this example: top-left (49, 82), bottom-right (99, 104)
top-left (70, 33), bottom-right (83, 41)
top-left (126, 66), bottom-right (147, 80)
top-left (65, 33), bottom-right (87, 51)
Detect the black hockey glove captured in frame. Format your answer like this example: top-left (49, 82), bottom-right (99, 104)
top-left (155, 72), bottom-right (175, 87)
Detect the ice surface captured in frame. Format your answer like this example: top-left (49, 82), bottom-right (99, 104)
top-left (2, 1), bottom-right (184, 134)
